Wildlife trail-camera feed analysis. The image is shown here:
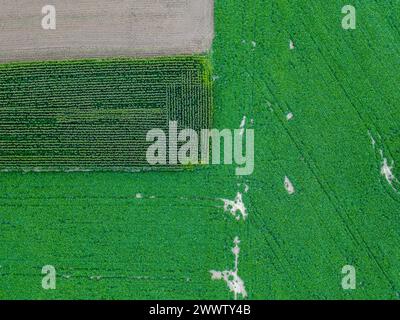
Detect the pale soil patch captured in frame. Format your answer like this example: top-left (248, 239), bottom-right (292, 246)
top-left (381, 158), bottom-right (398, 188)
top-left (221, 192), bottom-right (248, 221)
top-left (210, 237), bottom-right (247, 300)
top-left (239, 116), bottom-right (247, 136)
top-left (367, 131), bottom-right (399, 193)
top-left (0, 0), bottom-right (214, 62)
top-left (284, 176), bottom-right (295, 194)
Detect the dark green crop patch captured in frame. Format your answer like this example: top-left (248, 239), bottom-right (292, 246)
top-left (0, 56), bottom-right (212, 171)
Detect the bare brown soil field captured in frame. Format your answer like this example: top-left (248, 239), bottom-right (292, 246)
top-left (0, 0), bottom-right (214, 62)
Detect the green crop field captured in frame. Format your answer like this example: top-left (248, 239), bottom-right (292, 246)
top-left (0, 57), bottom-right (212, 171)
top-left (1, 0), bottom-right (400, 300)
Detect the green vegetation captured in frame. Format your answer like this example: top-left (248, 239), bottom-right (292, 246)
top-left (0, 56), bottom-right (212, 171)
top-left (1, 0), bottom-right (400, 299)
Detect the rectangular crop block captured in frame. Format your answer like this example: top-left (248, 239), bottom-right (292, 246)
top-left (0, 57), bottom-right (212, 171)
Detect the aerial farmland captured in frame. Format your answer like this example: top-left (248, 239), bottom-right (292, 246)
top-left (0, 0), bottom-right (399, 306)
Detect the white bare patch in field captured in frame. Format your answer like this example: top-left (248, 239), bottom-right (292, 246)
top-left (239, 116), bottom-right (247, 136)
top-left (289, 39), bottom-right (295, 50)
top-left (237, 182), bottom-right (249, 193)
top-left (0, 0), bottom-right (214, 62)
top-left (284, 176), bottom-right (295, 194)
top-left (381, 158), bottom-right (399, 192)
top-left (134, 193), bottom-right (157, 199)
top-left (367, 130), bottom-right (375, 147)
top-left (221, 192), bottom-right (248, 221)
top-left (251, 41), bottom-right (257, 47)
top-left (368, 131), bottom-right (399, 193)
top-left (286, 112), bottom-right (294, 121)
top-left (266, 100), bottom-right (274, 112)
top-left (210, 237), bottom-right (247, 300)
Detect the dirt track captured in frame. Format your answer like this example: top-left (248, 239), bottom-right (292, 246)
top-left (0, 0), bottom-right (214, 62)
